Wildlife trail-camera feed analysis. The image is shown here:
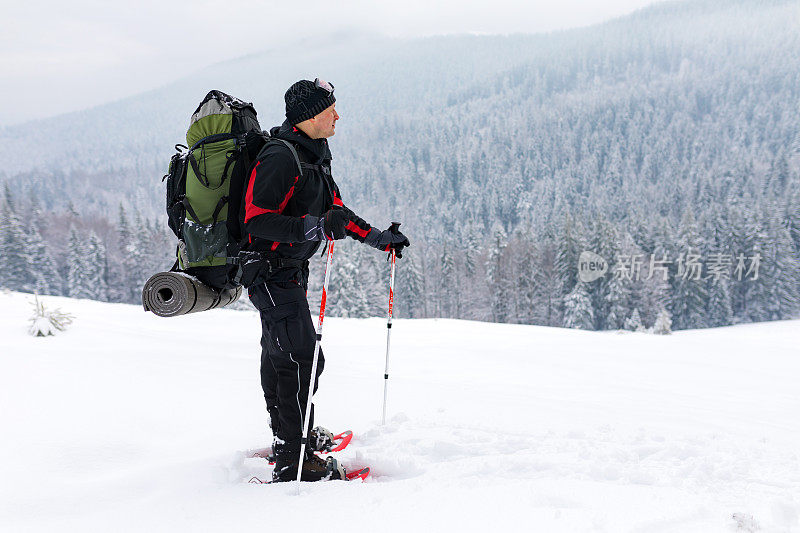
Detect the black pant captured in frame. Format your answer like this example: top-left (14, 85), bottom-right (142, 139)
top-left (249, 280), bottom-right (324, 453)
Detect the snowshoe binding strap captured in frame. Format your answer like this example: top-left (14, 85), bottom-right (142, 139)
top-left (325, 457), bottom-right (345, 481)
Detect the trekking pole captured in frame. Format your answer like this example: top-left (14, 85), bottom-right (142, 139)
top-left (296, 240), bottom-right (335, 493)
top-left (381, 222), bottom-right (400, 425)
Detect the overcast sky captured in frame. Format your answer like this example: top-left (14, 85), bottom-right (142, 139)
top-left (0, 0), bottom-right (660, 126)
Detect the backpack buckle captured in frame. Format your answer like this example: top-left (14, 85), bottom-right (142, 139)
top-left (177, 241), bottom-right (189, 269)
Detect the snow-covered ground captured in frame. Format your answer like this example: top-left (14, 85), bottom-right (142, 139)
top-left (1, 290), bottom-right (798, 532)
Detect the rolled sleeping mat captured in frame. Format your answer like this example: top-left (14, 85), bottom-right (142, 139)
top-left (142, 271), bottom-right (242, 317)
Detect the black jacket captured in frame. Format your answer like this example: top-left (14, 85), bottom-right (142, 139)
top-left (243, 120), bottom-right (374, 264)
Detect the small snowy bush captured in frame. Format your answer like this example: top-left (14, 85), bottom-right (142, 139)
top-left (28, 295), bottom-right (74, 337)
top-left (652, 308), bottom-right (672, 335)
top-left (731, 513), bottom-right (759, 532)
top-left (624, 308), bottom-right (647, 332)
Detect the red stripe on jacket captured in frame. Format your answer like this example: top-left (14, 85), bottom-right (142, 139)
top-left (244, 161), bottom-right (299, 223)
top-left (345, 220), bottom-right (370, 238)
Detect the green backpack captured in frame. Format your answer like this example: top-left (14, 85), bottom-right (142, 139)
top-left (164, 90), bottom-right (264, 290)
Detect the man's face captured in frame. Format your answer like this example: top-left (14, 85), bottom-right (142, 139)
top-left (311, 104), bottom-right (339, 138)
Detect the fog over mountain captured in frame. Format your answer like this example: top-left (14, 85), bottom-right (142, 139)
top-left (1, 0), bottom-right (799, 330)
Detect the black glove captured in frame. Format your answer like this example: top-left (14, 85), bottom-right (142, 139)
top-left (302, 207), bottom-right (351, 241)
top-left (365, 222), bottom-right (411, 258)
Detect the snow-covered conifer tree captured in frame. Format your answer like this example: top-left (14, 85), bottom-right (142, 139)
top-left (671, 208), bottom-right (708, 329)
top-left (606, 271), bottom-right (631, 330)
top-left (555, 214), bottom-right (582, 302)
top-left (107, 204), bottom-right (133, 303)
top-left (588, 219), bottom-right (621, 330)
top-left (67, 227), bottom-right (93, 299)
top-left (26, 222), bottom-right (60, 296)
top-left (624, 308), bottom-right (644, 332)
top-left (85, 231), bottom-right (109, 302)
top-left (706, 278), bottom-right (733, 327)
top-left (486, 224), bottom-right (510, 323)
top-left (0, 192), bottom-right (35, 293)
top-left (512, 229), bottom-right (537, 324)
top-left (563, 281), bottom-right (594, 330)
top-left (397, 248), bottom-right (424, 318)
top-left (440, 245), bottom-right (455, 317)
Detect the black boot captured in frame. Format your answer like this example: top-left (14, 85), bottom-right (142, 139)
top-left (272, 444), bottom-right (345, 483)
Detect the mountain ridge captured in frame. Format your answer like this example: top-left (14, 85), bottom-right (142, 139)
top-left (4, 0), bottom-right (781, 177)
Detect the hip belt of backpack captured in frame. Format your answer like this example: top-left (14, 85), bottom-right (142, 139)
top-left (227, 251), bottom-right (308, 287)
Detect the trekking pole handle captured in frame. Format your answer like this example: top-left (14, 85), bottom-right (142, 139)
top-left (387, 222), bottom-right (401, 261)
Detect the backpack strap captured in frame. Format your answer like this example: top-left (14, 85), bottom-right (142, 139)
top-left (301, 163), bottom-right (331, 175)
top-left (218, 149), bottom-right (238, 187)
top-left (186, 153), bottom-right (209, 187)
top-left (180, 194), bottom-right (228, 226)
top-left (180, 196), bottom-right (203, 225)
top-left (267, 138), bottom-right (304, 175)
top-left (259, 137), bottom-right (329, 177)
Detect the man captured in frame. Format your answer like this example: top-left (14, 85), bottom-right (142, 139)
top-left (244, 78), bottom-right (410, 482)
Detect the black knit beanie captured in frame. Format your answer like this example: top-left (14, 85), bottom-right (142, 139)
top-left (284, 79), bottom-right (336, 125)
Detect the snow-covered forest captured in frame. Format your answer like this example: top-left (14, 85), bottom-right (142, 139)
top-left (1, 0), bottom-right (798, 330)
top-left (0, 188), bottom-right (170, 304)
